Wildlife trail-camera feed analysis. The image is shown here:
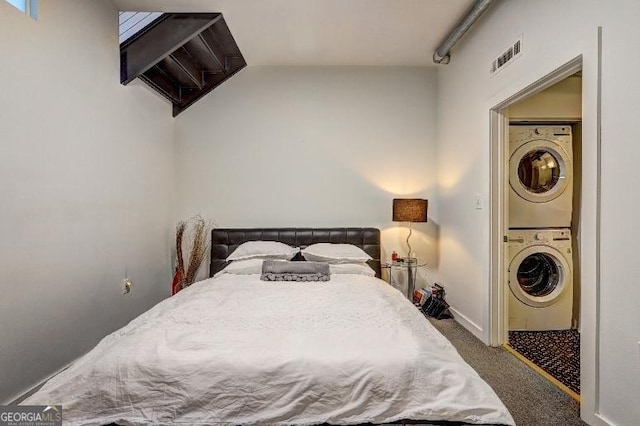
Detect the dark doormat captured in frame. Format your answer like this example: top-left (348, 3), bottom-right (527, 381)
top-left (508, 329), bottom-right (580, 394)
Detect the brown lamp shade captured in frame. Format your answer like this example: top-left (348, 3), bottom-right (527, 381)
top-left (393, 198), bottom-right (428, 222)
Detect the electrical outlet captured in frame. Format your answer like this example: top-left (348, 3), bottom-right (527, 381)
top-left (123, 278), bottom-right (132, 294)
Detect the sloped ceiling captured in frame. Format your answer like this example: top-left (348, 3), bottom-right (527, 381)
top-left (113, 0), bottom-right (474, 66)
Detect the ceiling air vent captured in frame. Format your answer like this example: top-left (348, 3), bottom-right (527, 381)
top-left (490, 37), bottom-right (522, 76)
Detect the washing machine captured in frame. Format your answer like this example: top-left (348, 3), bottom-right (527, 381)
top-left (509, 125), bottom-right (573, 228)
top-left (508, 229), bottom-right (573, 331)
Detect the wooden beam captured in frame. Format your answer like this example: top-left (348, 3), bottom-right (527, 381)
top-left (173, 60), bottom-right (246, 117)
top-left (169, 48), bottom-right (203, 89)
top-left (140, 67), bottom-right (181, 104)
top-left (197, 30), bottom-right (227, 72)
top-left (120, 13), bottom-right (221, 85)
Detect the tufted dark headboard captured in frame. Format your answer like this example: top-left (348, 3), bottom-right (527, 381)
top-left (210, 228), bottom-right (381, 278)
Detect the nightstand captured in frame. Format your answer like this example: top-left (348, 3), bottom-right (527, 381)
top-left (382, 259), bottom-right (427, 300)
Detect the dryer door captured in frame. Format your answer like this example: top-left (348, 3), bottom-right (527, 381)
top-left (508, 245), bottom-right (569, 308)
top-left (510, 139), bottom-right (572, 203)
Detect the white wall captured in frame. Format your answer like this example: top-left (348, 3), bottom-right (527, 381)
top-left (436, 1), bottom-right (640, 424)
top-left (174, 66), bottom-right (439, 286)
top-left (507, 75), bottom-right (582, 121)
top-left (0, 0), bottom-right (175, 403)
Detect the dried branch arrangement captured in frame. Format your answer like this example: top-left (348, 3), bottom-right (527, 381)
top-left (175, 215), bottom-right (210, 290)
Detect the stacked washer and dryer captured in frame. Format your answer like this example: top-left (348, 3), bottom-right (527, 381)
top-left (508, 125), bottom-right (575, 331)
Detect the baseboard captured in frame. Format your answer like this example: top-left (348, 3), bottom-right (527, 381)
top-left (3, 356), bottom-right (80, 405)
top-left (591, 413), bottom-right (614, 426)
top-left (580, 412), bottom-right (613, 426)
top-left (449, 307), bottom-right (484, 341)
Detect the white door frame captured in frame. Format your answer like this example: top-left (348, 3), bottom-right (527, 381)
top-left (488, 29), bottom-right (605, 425)
top-left (489, 56), bottom-right (583, 344)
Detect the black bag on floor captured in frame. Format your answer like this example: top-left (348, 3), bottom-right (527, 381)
top-left (421, 284), bottom-right (452, 319)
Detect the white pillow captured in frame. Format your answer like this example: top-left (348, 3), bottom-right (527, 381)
top-left (329, 263), bottom-right (376, 277)
top-left (301, 243), bottom-right (372, 264)
top-left (226, 241), bottom-right (298, 262)
top-left (214, 259), bottom-right (264, 277)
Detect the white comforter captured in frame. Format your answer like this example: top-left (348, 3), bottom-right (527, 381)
top-left (25, 274), bottom-right (514, 426)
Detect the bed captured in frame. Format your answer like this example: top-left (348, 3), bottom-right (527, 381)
top-left (24, 228), bottom-right (514, 426)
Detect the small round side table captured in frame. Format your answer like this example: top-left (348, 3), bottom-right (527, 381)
top-left (382, 259), bottom-right (427, 300)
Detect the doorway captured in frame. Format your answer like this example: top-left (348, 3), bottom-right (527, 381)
top-left (487, 27), bottom-right (603, 424)
top-left (492, 63), bottom-right (582, 400)
top-left (503, 73), bottom-right (582, 400)
top-left (488, 43), bottom-right (603, 424)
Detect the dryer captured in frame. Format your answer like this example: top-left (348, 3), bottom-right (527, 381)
top-left (509, 125), bottom-right (573, 228)
top-left (508, 229), bottom-right (573, 331)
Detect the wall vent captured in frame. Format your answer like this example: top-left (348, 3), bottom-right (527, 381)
top-left (490, 37), bottom-right (522, 76)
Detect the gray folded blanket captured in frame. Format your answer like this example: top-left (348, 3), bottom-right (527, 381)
top-left (261, 260), bottom-right (330, 282)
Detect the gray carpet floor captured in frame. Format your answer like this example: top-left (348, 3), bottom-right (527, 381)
top-left (428, 318), bottom-right (587, 426)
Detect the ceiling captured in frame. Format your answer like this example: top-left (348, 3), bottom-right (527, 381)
top-left (113, 0), bottom-right (475, 66)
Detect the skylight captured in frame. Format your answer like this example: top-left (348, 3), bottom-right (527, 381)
top-left (119, 11), bottom-right (163, 43)
top-left (5, 0), bottom-right (37, 20)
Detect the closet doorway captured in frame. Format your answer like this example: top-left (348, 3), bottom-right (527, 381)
top-left (487, 33), bottom-right (602, 424)
top-left (503, 72), bottom-right (582, 400)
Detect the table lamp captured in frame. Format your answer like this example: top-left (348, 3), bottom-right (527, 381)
top-left (393, 198), bottom-right (428, 262)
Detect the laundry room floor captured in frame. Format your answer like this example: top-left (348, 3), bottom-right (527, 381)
top-left (508, 329), bottom-right (580, 395)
